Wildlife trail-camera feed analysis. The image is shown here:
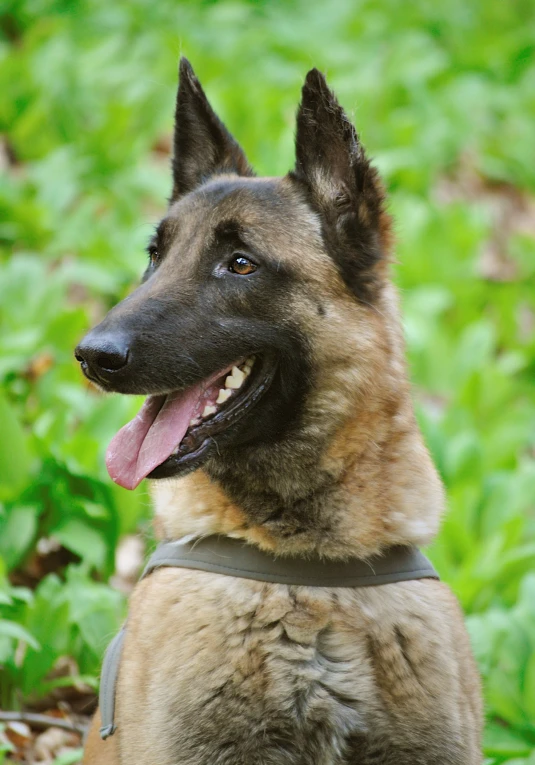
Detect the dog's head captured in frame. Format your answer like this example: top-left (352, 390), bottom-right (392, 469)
top-left (75, 59), bottom-right (392, 491)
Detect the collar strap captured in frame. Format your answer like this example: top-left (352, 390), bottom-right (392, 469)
top-left (142, 535), bottom-right (438, 588)
top-left (99, 535), bottom-right (438, 740)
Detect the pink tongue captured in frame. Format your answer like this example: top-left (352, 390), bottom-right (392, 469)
top-left (106, 385), bottom-right (203, 490)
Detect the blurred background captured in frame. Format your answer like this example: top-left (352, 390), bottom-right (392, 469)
top-left (1, 0), bottom-right (534, 762)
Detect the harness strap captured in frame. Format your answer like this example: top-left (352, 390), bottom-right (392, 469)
top-left (99, 628), bottom-right (126, 740)
top-left (141, 536), bottom-right (438, 587)
top-left (99, 535), bottom-right (439, 740)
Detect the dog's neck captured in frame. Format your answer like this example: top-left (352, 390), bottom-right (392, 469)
top-left (151, 286), bottom-right (444, 560)
top-left (151, 399), bottom-right (443, 560)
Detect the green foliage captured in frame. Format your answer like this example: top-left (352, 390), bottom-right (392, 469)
top-left (0, 554), bottom-right (122, 706)
top-left (468, 576), bottom-right (535, 762)
top-left (1, 0), bottom-right (534, 759)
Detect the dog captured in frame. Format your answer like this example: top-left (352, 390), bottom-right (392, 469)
top-left (77, 58), bottom-right (483, 764)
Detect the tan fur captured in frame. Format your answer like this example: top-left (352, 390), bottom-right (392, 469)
top-left (82, 72), bottom-right (482, 762)
top-left (85, 570), bottom-right (481, 764)
top-left (84, 229), bottom-right (482, 763)
top-left (152, 245), bottom-right (443, 560)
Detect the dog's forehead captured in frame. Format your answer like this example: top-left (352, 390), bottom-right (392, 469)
top-left (164, 176), bottom-right (321, 243)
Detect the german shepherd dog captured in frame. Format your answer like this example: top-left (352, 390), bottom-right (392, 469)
top-left (77, 59), bottom-right (482, 764)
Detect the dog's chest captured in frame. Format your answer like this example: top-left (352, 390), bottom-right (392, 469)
top-left (114, 568), bottom-right (477, 764)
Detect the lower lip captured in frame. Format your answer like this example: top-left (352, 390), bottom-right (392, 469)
top-left (147, 436), bottom-right (212, 479)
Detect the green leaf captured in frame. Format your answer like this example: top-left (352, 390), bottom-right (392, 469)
top-left (38, 674), bottom-right (99, 696)
top-left (0, 392), bottom-right (33, 500)
top-left (523, 651), bottom-right (535, 721)
top-left (51, 749), bottom-right (84, 765)
top-left (484, 721), bottom-right (533, 757)
top-left (19, 574), bottom-right (71, 695)
top-left (0, 620), bottom-right (40, 650)
top-left (53, 518), bottom-right (107, 569)
top-left (0, 505), bottom-right (39, 571)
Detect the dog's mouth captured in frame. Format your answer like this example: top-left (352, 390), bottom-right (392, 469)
top-left (105, 354), bottom-right (276, 489)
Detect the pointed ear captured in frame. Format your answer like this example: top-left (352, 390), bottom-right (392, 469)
top-left (171, 58), bottom-right (254, 200)
top-left (291, 69), bottom-right (390, 300)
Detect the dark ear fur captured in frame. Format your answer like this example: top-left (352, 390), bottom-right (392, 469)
top-left (290, 69), bottom-right (389, 301)
top-left (171, 58), bottom-right (254, 200)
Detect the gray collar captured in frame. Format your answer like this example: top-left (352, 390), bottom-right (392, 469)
top-left (99, 535), bottom-right (438, 740)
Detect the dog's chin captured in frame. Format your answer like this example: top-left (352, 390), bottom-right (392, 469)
top-left (145, 353), bottom-right (279, 482)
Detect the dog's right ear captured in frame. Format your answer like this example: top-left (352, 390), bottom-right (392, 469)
top-left (170, 58), bottom-right (253, 201)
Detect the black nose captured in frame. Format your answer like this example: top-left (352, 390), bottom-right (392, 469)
top-left (75, 332), bottom-right (130, 380)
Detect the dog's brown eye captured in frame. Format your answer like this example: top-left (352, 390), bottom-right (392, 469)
top-left (229, 255), bottom-right (257, 275)
top-left (148, 246), bottom-right (159, 267)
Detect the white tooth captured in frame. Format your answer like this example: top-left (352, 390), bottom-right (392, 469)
top-left (242, 358), bottom-right (254, 375)
top-left (189, 416), bottom-right (200, 427)
top-left (217, 388), bottom-right (232, 404)
top-left (225, 366), bottom-right (245, 389)
top-left (202, 405), bottom-right (217, 418)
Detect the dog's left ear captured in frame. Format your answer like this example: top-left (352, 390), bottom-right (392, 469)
top-left (291, 69), bottom-right (389, 299)
top-left (171, 58), bottom-right (254, 200)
